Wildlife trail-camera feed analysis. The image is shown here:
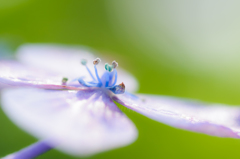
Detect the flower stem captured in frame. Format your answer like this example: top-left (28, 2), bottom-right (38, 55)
top-left (2, 141), bottom-right (52, 159)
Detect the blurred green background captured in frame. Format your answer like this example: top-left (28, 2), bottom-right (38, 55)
top-left (1, 0), bottom-right (240, 158)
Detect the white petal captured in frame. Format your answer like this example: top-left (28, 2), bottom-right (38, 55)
top-left (16, 44), bottom-right (95, 80)
top-left (16, 44), bottom-right (138, 92)
top-left (1, 88), bottom-right (137, 156)
top-left (112, 92), bottom-right (240, 138)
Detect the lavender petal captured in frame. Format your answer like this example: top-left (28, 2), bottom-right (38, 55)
top-left (1, 88), bottom-right (137, 156)
top-left (112, 92), bottom-right (240, 138)
top-left (0, 60), bottom-right (85, 90)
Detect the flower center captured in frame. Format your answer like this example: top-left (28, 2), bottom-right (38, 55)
top-left (78, 58), bottom-right (125, 94)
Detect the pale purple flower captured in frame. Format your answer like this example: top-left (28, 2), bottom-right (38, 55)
top-left (1, 44), bottom-right (240, 158)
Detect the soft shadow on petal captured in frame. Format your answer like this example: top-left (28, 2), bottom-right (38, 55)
top-left (16, 44), bottom-right (139, 92)
top-left (112, 92), bottom-right (240, 138)
top-left (1, 88), bottom-right (138, 156)
top-left (0, 60), bottom-right (85, 90)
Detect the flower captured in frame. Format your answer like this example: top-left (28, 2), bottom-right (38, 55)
top-left (1, 44), bottom-right (240, 158)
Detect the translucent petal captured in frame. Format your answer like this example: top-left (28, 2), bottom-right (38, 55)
top-left (16, 44), bottom-right (138, 92)
top-left (0, 81), bottom-right (9, 89)
top-left (0, 60), bottom-right (82, 90)
top-left (1, 88), bottom-right (137, 156)
top-left (112, 92), bottom-right (240, 138)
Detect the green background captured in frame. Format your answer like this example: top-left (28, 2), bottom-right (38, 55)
top-left (1, 0), bottom-right (240, 158)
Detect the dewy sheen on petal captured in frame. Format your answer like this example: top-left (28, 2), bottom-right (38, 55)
top-left (1, 88), bottom-right (138, 156)
top-left (16, 44), bottom-right (139, 92)
top-left (111, 93), bottom-right (240, 138)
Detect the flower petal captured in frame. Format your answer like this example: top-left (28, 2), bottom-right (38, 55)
top-left (17, 44), bottom-right (95, 81)
top-left (0, 83), bottom-right (9, 89)
top-left (17, 44), bottom-right (139, 92)
top-left (1, 88), bottom-right (138, 156)
top-left (112, 92), bottom-right (240, 138)
top-left (0, 60), bottom-right (85, 89)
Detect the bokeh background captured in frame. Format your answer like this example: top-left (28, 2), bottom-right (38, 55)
top-left (1, 0), bottom-right (240, 158)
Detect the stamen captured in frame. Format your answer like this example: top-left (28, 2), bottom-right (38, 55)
top-left (112, 60), bottom-right (118, 69)
top-left (108, 82), bottom-right (125, 94)
top-left (119, 82), bottom-right (125, 89)
top-left (107, 61), bottom-right (118, 86)
top-left (81, 59), bottom-right (96, 81)
top-left (105, 63), bottom-right (113, 72)
top-left (93, 58), bottom-right (101, 65)
top-left (61, 77), bottom-right (68, 85)
top-left (93, 58), bottom-right (102, 86)
top-left (81, 59), bottom-right (87, 65)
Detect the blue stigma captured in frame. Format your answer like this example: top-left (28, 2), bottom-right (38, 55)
top-left (78, 58), bottom-right (125, 94)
